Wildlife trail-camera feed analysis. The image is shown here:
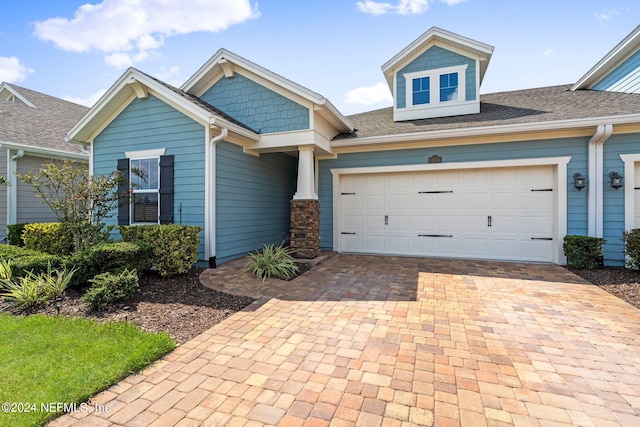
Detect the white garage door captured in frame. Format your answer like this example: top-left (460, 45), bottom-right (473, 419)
top-left (635, 163), bottom-right (640, 227)
top-left (339, 165), bottom-right (556, 262)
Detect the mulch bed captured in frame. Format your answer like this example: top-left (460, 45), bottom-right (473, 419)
top-left (0, 268), bottom-right (255, 345)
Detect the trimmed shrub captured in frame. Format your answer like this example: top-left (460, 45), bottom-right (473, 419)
top-left (563, 235), bottom-right (605, 269)
top-left (7, 223), bottom-right (28, 246)
top-left (623, 229), bottom-right (640, 269)
top-left (22, 222), bottom-right (74, 256)
top-left (119, 225), bottom-right (203, 276)
top-left (0, 245), bottom-right (65, 278)
top-left (70, 241), bottom-right (153, 285)
top-left (245, 242), bottom-right (299, 281)
top-left (83, 269), bottom-right (139, 310)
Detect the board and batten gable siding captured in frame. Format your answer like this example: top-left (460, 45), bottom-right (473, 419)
top-left (603, 133), bottom-right (640, 265)
top-left (93, 95), bottom-right (207, 259)
top-left (215, 141), bottom-right (297, 264)
top-left (16, 155), bottom-right (59, 224)
top-left (0, 148), bottom-right (6, 237)
top-left (592, 49), bottom-right (640, 94)
top-left (200, 73), bottom-right (310, 134)
top-left (396, 45), bottom-right (477, 109)
top-left (318, 136), bottom-right (589, 255)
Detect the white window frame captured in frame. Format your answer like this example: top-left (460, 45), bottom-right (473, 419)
top-left (129, 156), bottom-right (160, 225)
top-left (404, 64), bottom-right (468, 109)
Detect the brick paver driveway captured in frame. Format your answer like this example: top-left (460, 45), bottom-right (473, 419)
top-left (52, 254), bottom-right (640, 426)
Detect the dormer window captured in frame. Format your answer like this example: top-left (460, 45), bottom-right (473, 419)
top-left (439, 72), bottom-right (459, 102)
top-left (412, 77), bottom-right (430, 105)
top-left (405, 65), bottom-right (467, 110)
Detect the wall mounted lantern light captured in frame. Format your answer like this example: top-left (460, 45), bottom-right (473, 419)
top-left (609, 171), bottom-right (624, 190)
top-left (572, 173), bottom-right (586, 191)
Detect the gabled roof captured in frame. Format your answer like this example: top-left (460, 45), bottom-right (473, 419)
top-left (0, 82), bottom-right (88, 157)
top-left (67, 68), bottom-right (260, 144)
top-left (181, 48), bottom-right (354, 133)
top-left (336, 84), bottom-right (640, 144)
top-left (381, 27), bottom-right (494, 90)
top-left (572, 25), bottom-right (640, 91)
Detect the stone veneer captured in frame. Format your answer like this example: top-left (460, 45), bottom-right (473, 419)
top-left (290, 199), bottom-right (320, 259)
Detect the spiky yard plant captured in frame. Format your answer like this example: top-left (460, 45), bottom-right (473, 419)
top-left (245, 242), bottom-right (299, 281)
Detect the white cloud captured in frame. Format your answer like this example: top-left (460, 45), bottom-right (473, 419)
top-left (356, 0), bottom-right (394, 15)
top-left (34, 0), bottom-right (260, 69)
top-left (344, 82), bottom-right (393, 105)
top-left (0, 56), bottom-right (34, 83)
top-left (357, 0), bottom-right (463, 15)
top-left (397, 0), bottom-right (429, 15)
top-left (594, 8), bottom-right (618, 21)
top-left (64, 89), bottom-right (107, 107)
top-left (543, 49), bottom-right (554, 55)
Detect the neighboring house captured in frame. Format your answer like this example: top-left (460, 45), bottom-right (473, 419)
top-left (67, 26), bottom-right (640, 266)
top-left (0, 83), bottom-right (89, 242)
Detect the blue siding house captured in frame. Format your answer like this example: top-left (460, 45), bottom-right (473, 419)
top-left (68, 26), bottom-right (640, 267)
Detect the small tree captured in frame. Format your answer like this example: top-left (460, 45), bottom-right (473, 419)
top-left (16, 160), bottom-right (124, 251)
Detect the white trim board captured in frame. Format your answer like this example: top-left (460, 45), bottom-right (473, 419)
top-left (330, 156), bottom-right (570, 264)
top-left (620, 153), bottom-right (640, 233)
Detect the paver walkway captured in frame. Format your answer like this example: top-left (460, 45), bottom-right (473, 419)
top-left (51, 254), bottom-right (640, 426)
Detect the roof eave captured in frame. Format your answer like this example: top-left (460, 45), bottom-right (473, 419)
top-left (0, 140), bottom-right (88, 160)
top-left (572, 25), bottom-right (640, 91)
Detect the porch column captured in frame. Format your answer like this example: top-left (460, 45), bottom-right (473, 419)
top-left (293, 145), bottom-right (317, 200)
top-left (290, 145), bottom-right (320, 258)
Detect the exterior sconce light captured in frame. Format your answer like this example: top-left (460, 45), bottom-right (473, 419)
top-left (609, 171), bottom-right (624, 190)
top-left (572, 173), bottom-right (586, 191)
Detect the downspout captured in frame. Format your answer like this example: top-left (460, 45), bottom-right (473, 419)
top-left (206, 128), bottom-right (228, 268)
top-left (7, 149), bottom-right (24, 226)
top-left (588, 124), bottom-right (613, 237)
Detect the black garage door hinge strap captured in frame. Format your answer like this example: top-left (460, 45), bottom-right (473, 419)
top-left (531, 189), bottom-right (553, 192)
top-left (341, 232), bottom-right (356, 235)
top-left (418, 190), bottom-right (453, 194)
top-left (419, 234), bottom-right (453, 237)
top-left (531, 237), bottom-right (553, 240)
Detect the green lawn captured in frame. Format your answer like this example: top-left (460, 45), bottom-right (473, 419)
top-left (0, 314), bottom-right (175, 427)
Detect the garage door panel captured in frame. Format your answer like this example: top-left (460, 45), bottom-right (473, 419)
top-left (340, 166), bottom-right (555, 262)
top-left (365, 235), bottom-right (386, 252)
top-left (343, 215), bottom-right (364, 232)
top-left (342, 234), bottom-right (363, 251)
top-left (343, 195), bottom-right (363, 210)
top-left (635, 163), bottom-right (640, 228)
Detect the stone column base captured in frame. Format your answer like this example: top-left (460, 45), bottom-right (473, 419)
top-left (290, 199), bottom-right (320, 259)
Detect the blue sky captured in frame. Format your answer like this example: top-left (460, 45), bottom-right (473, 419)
top-left (1, 0), bottom-right (639, 115)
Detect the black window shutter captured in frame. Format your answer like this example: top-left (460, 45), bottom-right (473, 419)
top-left (159, 155), bottom-right (174, 224)
top-left (117, 158), bottom-right (130, 225)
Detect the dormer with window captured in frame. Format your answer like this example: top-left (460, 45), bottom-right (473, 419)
top-left (382, 27), bottom-right (494, 122)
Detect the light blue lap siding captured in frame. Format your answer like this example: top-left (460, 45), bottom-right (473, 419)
top-left (215, 141), bottom-right (297, 264)
top-left (603, 133), bottom-right (640, 266)
top-left (397, 45), bottom-right (476, 109)
top-left (318, 137), bottom-right (588, 254)
top-left (201, 73), bottom-right (309, 134)
top-left (93, 95), bottom-right (207, 259)
top-left (592, 49), bottom-right (640, 93)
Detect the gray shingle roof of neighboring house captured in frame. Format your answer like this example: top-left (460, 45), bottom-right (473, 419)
top-left (341, 84), bottom-right (640, 139)
top-left (0, 84), bottom-right (89, 154)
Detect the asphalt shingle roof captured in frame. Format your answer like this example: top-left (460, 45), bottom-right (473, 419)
top-left (0, 84), bottom-right (88, 154)
top-left (342, 85), bottom-right (640, 139)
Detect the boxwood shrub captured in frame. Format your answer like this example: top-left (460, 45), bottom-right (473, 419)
top-left (563, 235), bottom-right (605, 269)
top-left (119, 225), bottom-right (203, 276)
top-left (69, 241), bottom-right (153, 285)
top-left (0, 245), bottom-right (65, 278)
top-left (22, 222), bottom-right (74, 256)
top-left (83, 268), bottom-right (139, 310)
